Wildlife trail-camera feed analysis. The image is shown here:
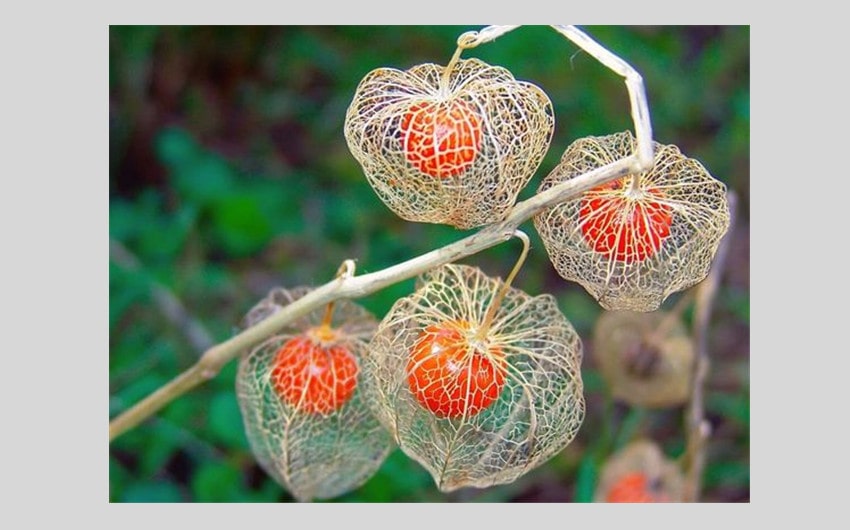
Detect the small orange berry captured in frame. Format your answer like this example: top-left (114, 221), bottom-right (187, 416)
top-left (270, 332), bottom-right (358, 415)
top-left (399, 99), bottom-right (482, 178)
top-left (605, 472), bottom-right (667, 503)
top-left (579, 181), bottom-right (673, 263)
top-left (406, 320), bottom-right (506, 419)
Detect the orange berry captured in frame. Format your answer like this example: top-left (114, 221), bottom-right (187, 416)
top-left (406, 320), bottom-right (506, 419)
top-left (606, 472), bottom-right (664, 503)
top-left (399, 99), bottom-right (482, 178)
top-left (270, 332), bottom-right (358, 415)
top-left (579, 181), bottom-right (673, 263)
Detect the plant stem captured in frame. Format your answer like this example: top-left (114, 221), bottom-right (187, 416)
top-left (682, 190), bottom-right (738, 502)
top-left (476, 230), bottom-right (530, 340)
top-left (108, 154), bottom-right (644, 442)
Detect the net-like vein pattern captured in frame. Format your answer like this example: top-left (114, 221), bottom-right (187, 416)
top-left (533, 131), bottom-right (730, 311)
top-left (344, 58), bottom-right (554, 229)
top-left (236, 287), bottom-right (394, 502)
top-left (593, 439), bottom-right (685, 502)
top-left (361, 264), bottom-right (585, 492)
top-left (593, 310), bottom-right (695, 409)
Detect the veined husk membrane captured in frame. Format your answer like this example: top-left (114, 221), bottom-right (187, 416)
top-left (534, 131), bottom-right (730, 312)
top-left (235, 287), bottom-right (394, 502)
top-left (344, 58), bottom-right (554, 229)
top-left (362, 264), bottom-right (585, 492)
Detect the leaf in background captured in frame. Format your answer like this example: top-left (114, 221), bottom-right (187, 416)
top-left (704, 460), bottom-right (750, 491)
top-left (109, 455), bottom-right (131, 502)
top-left (208, 391), bottom-right (249, 450)
top-left (111, 190), bottom-right (198, 263)
top-left (613, 408), bottom-right (647, 451)
top-left (176, 155), bottom-right (236, 208)
top-left (191, 461), bottom-right (243, 502)
top-left (157, 127), bottom-right (236, 208)
top-left (210, 192), bottom-right (274, 257)
top-left (580, 367), bottom-right (606, 395)
top-left (121, 481), bottom-right (186, 503)
top-left (156, 126), bottom-right (197, 169)
top-left (573, 453), bottom-right (599, 503)
top-left (338, 449), bottom-right (433, 502)
top-left (109, 263), bottom-right (149, 331)
top-left (707, 393), bottom-right (750, 428)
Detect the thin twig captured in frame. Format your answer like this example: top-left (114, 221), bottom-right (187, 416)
top-left (682, 190), bottom-right (738, 502)
top-left (109, 155), bottom-right (642, 442)
top-left (477, 230), bottom-right (530, 339)
top-left (549, 25), bottom-right (654, 170)
top-left (110, 239), bottom-right (215, 353)
top-left (109, 24), bottom-right (655, 443)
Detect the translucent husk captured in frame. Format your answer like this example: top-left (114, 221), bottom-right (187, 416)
top-left (594, 439), bottom-right (685, 502)
top-left (235, 287), bottom-right (394, 502)
top-left (361, 264), bottom-right (585, 492)
top-left (533, 131), bottom-right (730, 311)
top-left (344, 58), bottom-right (554, 229)
top-left (593, 309), bottom-right (695, 408)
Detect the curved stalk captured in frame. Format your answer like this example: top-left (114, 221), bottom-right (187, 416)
top-left (682, 190), bottom-right (738, 501)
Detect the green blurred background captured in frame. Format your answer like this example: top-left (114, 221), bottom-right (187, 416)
top-left (109, 25), bottom-right (749, 502)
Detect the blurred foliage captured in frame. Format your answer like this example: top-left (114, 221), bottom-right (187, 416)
top-left (109, 25), bottom-right (750, 502)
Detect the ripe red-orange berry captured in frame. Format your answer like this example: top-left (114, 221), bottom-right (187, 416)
top-left (406, 320), bottom-right (506, 419)
top-left (270, 330), bottom-right (358, 415)
top-left (579, 181), bottom-right (673, 263)
top-left (399, 99), bottom-right (482, 178)
top-left (605, 472), bottom-right (669, 503)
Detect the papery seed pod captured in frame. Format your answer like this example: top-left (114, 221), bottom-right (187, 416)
top-left (361, 264), bottom-right (585, 492)
top-left (236, 287), bottom-right (394, 502)
top-left (594, 439), bottom-right (684, 502)
top-left (533, 131), bottom-right (730, 311)
top-left (593, 309), bottom-right (695, 408)
top-left (344, 58), bottom-right (554, 229)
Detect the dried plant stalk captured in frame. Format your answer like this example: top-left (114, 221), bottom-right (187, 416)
top-left (362, 264), bottom-right (584, 492)
top-left (534, 131), bottom-right (729, 311)
top-left (236, 287), bottom-right (394, 502)
top-left (344, 58), bottom-right (554, 229)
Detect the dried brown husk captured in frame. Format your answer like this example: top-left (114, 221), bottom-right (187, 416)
top-left (593, 309), bottom-right (695, 408)
top-left (344, 58), bottom-right (554, 229)
top-left (534, 131), bottom-right (730, 311)
top-left (361, 264), bottom-right (585, 492)
top-left (594, 439), bottom-right (685, 502)
top-left (236, 287), bottom-right (394, 501)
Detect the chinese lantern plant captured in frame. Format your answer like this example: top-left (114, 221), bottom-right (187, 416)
top-left (344, 39), bottom-right (554, 229)
top-left (594, 439), bottom-right (684, 503)
top-left (361, 250), bottom-right (585, 492)
top-left (534, 131), bottom-right (730, 312)
top-left (105, 25), bottom-right (742, 504)
top-left (235, 286), bottom-right (394, 502)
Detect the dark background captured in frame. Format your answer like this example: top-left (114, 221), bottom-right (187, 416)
top-left (109, 25), bottom-right (749, 502)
